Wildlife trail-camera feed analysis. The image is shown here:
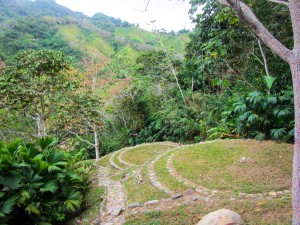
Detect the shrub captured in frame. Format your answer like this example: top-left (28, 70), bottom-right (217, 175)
top-left (0, 137), bottom-right (91, 225)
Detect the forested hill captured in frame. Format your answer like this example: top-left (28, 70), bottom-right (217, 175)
top-left (0, 0), bottom-right (189, 62)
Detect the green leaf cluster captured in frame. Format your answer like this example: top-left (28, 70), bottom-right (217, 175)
top-left (0, 137), bottom-right (91, 224)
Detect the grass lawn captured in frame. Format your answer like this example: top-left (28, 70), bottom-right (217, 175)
top-left (121, 144), bottom-right (176, 165)
top-left (153, 149), bottom-right (188, 193)
top-left (112, 150), bottom-right (127, 169)
top-left (96, 154), bottom-right (111, 167)
top-left (124, 165), bottom-right (170, 204)
top-left (172, 139), bottom-right (293, 193)
top-left (124, 196), bottom-right (292, 225)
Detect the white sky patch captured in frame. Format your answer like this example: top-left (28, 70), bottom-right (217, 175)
top-left (55, 0), bottom-right (194, 31)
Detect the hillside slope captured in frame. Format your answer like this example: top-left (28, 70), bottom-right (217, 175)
top-left (75, 139), bottom-right (293, 225)
top-left (0, 0), bottom-right (189, 63)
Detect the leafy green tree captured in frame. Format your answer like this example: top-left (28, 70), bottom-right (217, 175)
top-left (0, 50), bottom-right (78, 137)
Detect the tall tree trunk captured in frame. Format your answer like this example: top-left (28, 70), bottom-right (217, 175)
top-left (93, 123), bottom-right (100, 160)
top-left (291, 57), bottom-right (300, 224)
top-left (36, 112), bottom-right (46, 137)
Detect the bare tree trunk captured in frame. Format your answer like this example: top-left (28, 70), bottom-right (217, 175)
top-left (191, 76), bottom-right (194, 91)
top-left (93, 123), bottom-right (100, 160)
top-left (36, 112), bottom-right (46, 137)
top-left (212, 0), bottom-right (300, 223)
top-left (291, 58), bottom-right (300, 224)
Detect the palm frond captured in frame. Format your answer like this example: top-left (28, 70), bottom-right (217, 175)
top-left (25, 203), bottom-right (40, 215)
top-left (64, 191), bottom-right (82, 212)
top-left (0, 195), bottom-right (18, 216)
top-left (38, 137), bottom-right (57, 151)
top-left (40, 180), bottom-right (59, 193)
top-left (270, 128), bottom-right (287, 140)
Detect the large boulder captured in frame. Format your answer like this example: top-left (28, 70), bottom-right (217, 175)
top-left (197, 209), bottom-right (244, 225)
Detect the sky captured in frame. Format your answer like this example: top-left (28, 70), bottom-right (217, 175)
top-left (55, 0), bottom-right (194, 32)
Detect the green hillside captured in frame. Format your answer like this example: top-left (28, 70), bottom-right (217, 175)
top-left (74, 140), bottom-right (292, 224)
top-left (0, 0), bottom-right (189, 63)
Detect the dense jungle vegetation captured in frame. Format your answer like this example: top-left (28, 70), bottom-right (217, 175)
top-left (0, 0), bottom-right (295, 224)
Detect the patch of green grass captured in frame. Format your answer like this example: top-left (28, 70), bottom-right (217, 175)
top-left (124, 165), bottom-right (169, 204)
top-left (111, 166), bottom-right (137, 181)
top-left (59, 25), bottom-right (114, 57)
top-left (172, 140), bottom-right (293, 193)
top-left (116, 44), bottom-right (139, 58)
top-left (115, 27), bottom-right (155, 44)
top-left (153, 150), bottom-right (187, 192)
top-left (125, 197), bottom-right (292, 225)
top-left (96, 154), bottom-right (111, 167)
top-left (112, 150), bottom-right (127, 169)
top-left (121, 144), bottom-right (175, 165)
top-left (96, 153), bottom-right (119, 175)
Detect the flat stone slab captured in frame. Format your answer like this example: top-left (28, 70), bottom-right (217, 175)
top-left (110, 207), bottom-right (122, 216)
top-left (147, 200), bottom-right (159, 205)
top-left (128, 203), bottom-right (141, 208)
top-left (172, 194), bottom-right (183, 199)
top-left (152, 181), bottom-right (160, 186)
top-left (192, 196), bottom-right (199, 201)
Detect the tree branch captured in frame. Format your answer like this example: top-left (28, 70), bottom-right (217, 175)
top-left (255, 36), bottom-right (271, 76)
top-left (217, 0), bottom-right (292, 63)
top-left (70, 132), bottom-right (95, 147)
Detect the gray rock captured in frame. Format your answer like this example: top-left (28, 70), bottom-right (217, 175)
top-left (152, 181), bottom-right (160, 187)
top-left (128, 202), bottom-right (141, 208)
top-left (110, 207), bottom-right (122, 216)
top-left (240, 156), bottom-right (247, 163)
top-left (148, 200), bottom-right (159, 205)
top-left (192, 196), bottom-right (199, 201)
top-left (197, 209), bottom-right (244, 225)
top-left (172, 194), bottom-right (183, 199)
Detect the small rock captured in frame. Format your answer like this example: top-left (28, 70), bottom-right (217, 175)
top-left (148, 200), bottom-right (159, 205)
top-left (165, 189), bottom-right (172, 195)
top-left (172, 194), bottom-right (183, 199)
top-left (128, 203), bottom-right (141, 208)
top-left (152, 181), bottom-right (160, 187)
top-left (196, 189), bottom-right (203, 193)
top-left (268, 191), bottom-right (277, 198)
top-left (192, 196), bottom-right (199, 201)
top-left (197, 209), bottom-right (244, 225)
top-left (230, 197), bottom-right (236, 201)
top-left (277, 191), bottom-right (284, 195)
top-left (110, 207), bottom-right (122, 216)
top-left (240, 156), bottom-right (247, 163)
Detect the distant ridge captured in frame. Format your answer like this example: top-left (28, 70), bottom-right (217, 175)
top-left (0, 0), bottom-right (189, 62)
